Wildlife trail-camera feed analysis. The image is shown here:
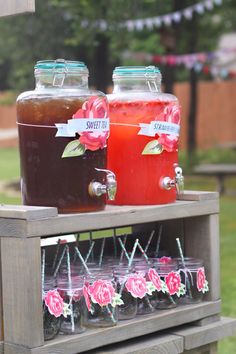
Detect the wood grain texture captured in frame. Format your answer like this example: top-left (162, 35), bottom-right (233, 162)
top-left (0, 205), bottom-right (57, 220)
top-left (177, 191), bottom-right (219, 201)
top-left (27, 301), bottom-right (221, 354)
top-left (1, 238), bottom-right (44, 347)
top-left (194, 164), bottom-right (236, 175)
top-left (4, 343), bottom-right (31, 354)
top-left (192, 315), bottom-right (221, 327)
top-left (172, 317), bottom-right (236, 350)
top-left (184, 214), bottom-right (220, 301)
top-left (87, 333), bottom-right (183, 354)
top-left (183, 342), bottom-right (217, 354)
top-left (0, 0), bottom-right (35, 17)
top-left (0, 199), bottom-right (219, 238)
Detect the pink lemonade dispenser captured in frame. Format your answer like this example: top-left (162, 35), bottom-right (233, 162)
top-left (107, 66), bottom-right (184, 205)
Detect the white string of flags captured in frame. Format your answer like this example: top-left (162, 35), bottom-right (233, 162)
top-left (81, 0), bottom-right (222, 31)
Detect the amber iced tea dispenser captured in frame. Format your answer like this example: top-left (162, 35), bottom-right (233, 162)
top-left (17, 59), bottom-right (116, 213)
top-left (107, 66), bottom-right (184, 205)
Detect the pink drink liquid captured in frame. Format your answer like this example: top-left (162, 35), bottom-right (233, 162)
top-left (107, 100), bottom-right (179, 205)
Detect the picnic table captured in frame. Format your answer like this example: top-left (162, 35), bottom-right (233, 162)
top-left (194, 164), bottom-right (236, 194)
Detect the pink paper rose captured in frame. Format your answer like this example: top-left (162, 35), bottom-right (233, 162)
top-left (164, 104), bottom-right (180, 125)
top-left (83, 283), bottom-right (91, 311)
top-left (125, 275), bottom-right (147, 299)
top-left (88, 280), bottom-right (115, 307)
top-left (79, 131), bottom-right (109, 151)
top-left (158, 104), bottom-right (180, 152)
top-left (148, 268), bottom-right (162, 291)
top-left (44, 290), bottom-right (64, 318)
top-left (73, 96), bottom-right (109, 151)
top-left (165, 271), bottom-right (181, 295)
top-left (197, 267), bottom-right (206, 291)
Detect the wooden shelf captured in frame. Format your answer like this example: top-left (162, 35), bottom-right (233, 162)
top-left (1, 191), bottom-right (235, 354)
top-left (0, 191), bottom-right (219, 238)
top-left (4, 301), bottom-right (221, 354)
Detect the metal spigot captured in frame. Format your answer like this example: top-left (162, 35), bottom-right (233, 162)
top-left (161, 166), bottom-right (184, 195)
top-left (88, 169), bottom-right (117, 200)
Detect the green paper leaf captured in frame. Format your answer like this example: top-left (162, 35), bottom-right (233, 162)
top-left (62, 140), bottom-right (86, 158)
top-left (202, 280), bottom-right (209, 293)
top-left (63, 302), bottom-right (72, 318)
top-left (142, 140), bottom-right (163, 155)
top-left (176, 283), bottom-right (186, 297)
top-left (111, 292), bottom-right (124, 307)
top-left (146, 281), bottom-right (157, 295)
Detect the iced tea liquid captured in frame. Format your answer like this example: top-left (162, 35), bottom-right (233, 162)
top-left (17, 96), bottom-right (106, 213)
top-left (107, 100), bottom-right (178, 205)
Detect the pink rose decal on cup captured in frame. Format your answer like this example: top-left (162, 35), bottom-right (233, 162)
top-left (44, 290), bottom-right (64, 318)
top-left (158, 104), bottom-right (180, 153)
top-left (125, 275), bottom-right (147, 299)
top-left (165, 271), bottom-right (181, 296)
top-left (88, 280), bottom-right (115, 307)
top-left (147, 268), bottom-right (162, 291)
top-left (73, 96), bottom-right (109, 151)
top-left (197, 267), bottom-right (209, 293)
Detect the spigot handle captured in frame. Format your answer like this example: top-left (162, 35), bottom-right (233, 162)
top-left (95, 168), bottom-right (117, 200)
top-left (175, 166), bottom-right (184, 195)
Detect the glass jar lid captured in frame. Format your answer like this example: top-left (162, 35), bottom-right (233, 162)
top-left (112, 65), bottom-right (161, 80)
top-left (34, 59), bottom-right (89, 76)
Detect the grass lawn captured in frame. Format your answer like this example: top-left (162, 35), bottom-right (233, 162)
top-left (0, 147), bottom-right (236, 353)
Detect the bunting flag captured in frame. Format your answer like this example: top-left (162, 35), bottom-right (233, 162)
top-left (122, 48), bottom-right (236, 79)
top-left (123, 0), bottom-right (222, 31)
top-left (82, 0), bottom-right (222, 31)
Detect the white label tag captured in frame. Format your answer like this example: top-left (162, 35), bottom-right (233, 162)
top-left (138, 121), bottom-right (180, 137)
top-left (55, 118), bottom-right (109, 137)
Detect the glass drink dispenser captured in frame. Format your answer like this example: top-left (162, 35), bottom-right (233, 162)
top-left (107, 66), bottom-right (184, 205)
top-left (17, 59), bottom-right (116, 213)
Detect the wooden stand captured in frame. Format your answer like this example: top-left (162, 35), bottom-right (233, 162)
top-left (0, 191), bottom-right (235, 354)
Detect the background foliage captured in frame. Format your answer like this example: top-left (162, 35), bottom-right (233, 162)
top-left (0, 0), bottom-right (235, 92)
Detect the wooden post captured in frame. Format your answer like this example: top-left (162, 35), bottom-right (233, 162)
top-left (184, 214), bottom-right (220, 301)
top-left (1, 237), bottom-right (43, 348)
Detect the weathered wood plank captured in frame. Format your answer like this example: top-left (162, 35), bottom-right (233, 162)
top-left (87, 333), bottom-right (183, 354)
top-left (0, 205), bottom-right (58, 220)
top-left (192, 315), bottom-right (221, 327)
top-left (0, 199), bottom-right (219, 238)
top-left (4, 343), bottom-right (31, 354)
top-left (1, 237), bottom-right (44, 347)
top-left (0, 0), bottom-right (35, 17)
top-left (171, 317), bottom-right (236, 350)
top-left (183, 342), bottom-right (217, 354)
top-left (27, 301), bottom-right (221, 354)
top-left (177, 191), bottom-right (219, 201)
top-left (184, 214), bottom-right (220, 301)
top-left (194, 164), bottom-right (236, 175)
